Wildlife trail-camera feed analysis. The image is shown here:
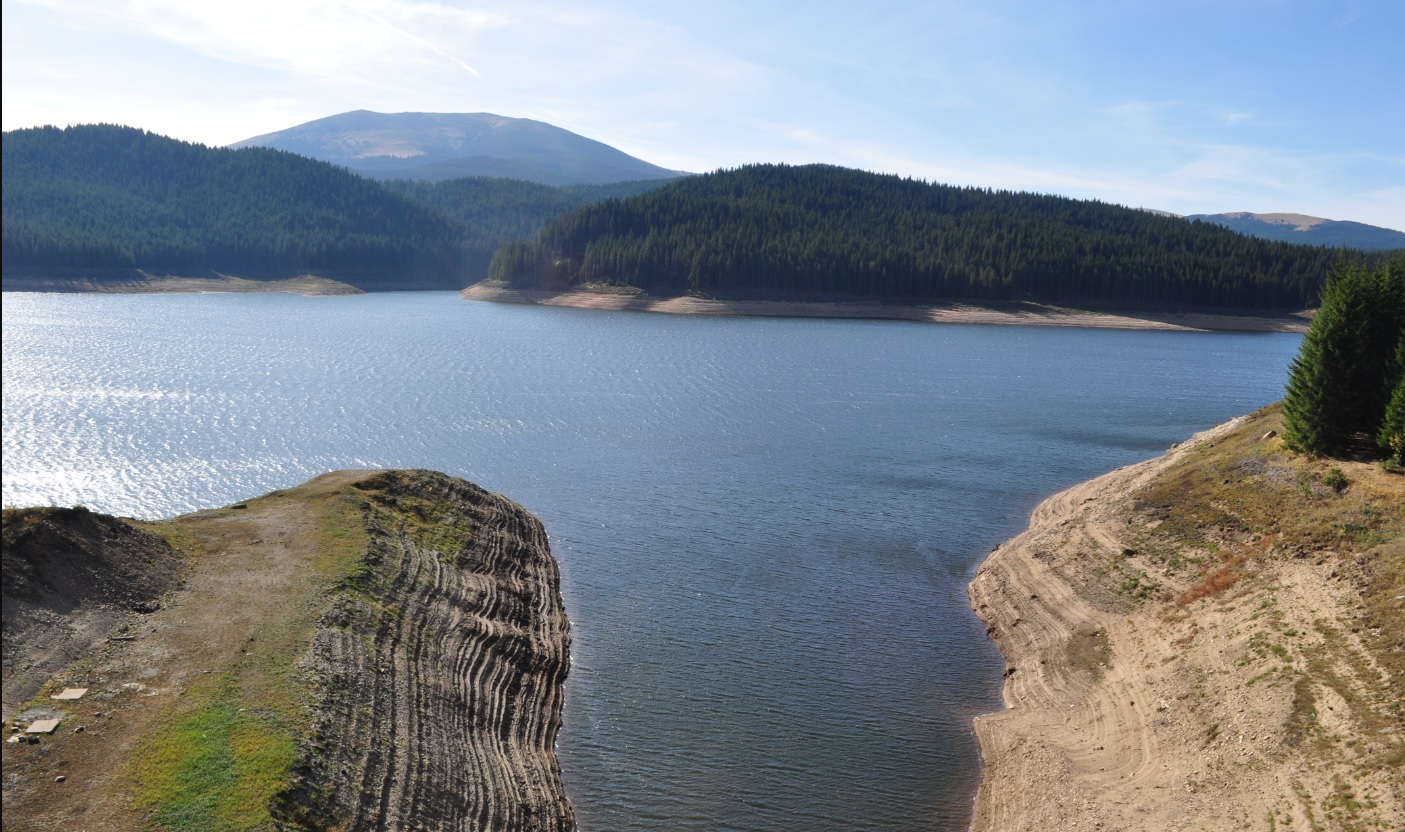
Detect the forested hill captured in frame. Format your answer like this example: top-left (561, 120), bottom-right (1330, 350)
top-left (380, 177), bottom-right (668, 242)
top-left (490, 164), bottom-right (1373, 309)
top-left (1, 125), bottom-right (477, 288)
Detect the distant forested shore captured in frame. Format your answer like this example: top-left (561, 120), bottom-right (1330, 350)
top-left (4, 125), bottom-right (1396, 309)
top-left (490, 164), bottom-right (1386, 310)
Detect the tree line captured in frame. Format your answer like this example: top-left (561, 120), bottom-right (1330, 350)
top-left (1283, 256), bottom-right (1405, 463)
top-left (490, 163), bottom-right (1390, 310)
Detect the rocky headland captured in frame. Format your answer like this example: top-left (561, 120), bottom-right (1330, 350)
top-left (2, 469), bottom-right (573, 832)
top-left (969, 405), bottom-right (1403, 831)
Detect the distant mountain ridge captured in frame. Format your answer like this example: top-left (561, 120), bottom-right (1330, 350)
top-left (230, 110), bottom-right (684, 186)
top-left (1185, 211), bottom-right (1405, 250)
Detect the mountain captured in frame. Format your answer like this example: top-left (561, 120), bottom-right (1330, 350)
top-left (230, 110), bottom-right (684, 185)
top-left (1185, 212), bottom-right (1405, 250)
top-left (490, 163), bottom-right (1374, 310)
top-left (1, 124), bottom-right (482, 289)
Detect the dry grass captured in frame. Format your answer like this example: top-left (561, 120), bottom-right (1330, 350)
top-left (1135, 402), bottom-right (1405, 790)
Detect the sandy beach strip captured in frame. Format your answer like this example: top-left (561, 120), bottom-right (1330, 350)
top-left (2, 272), bottom-right (364, 296)
top-left (460, 281), bottom-right (1310, 333)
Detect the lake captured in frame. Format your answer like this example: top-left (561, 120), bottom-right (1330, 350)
top-left (1, 292), bottom-right (1301, 831)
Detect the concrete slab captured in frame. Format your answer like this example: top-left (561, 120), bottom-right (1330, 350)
top-left (25, 719), bottom-right (60, 734)
top-left (51, 688), bottom-right (88, 700)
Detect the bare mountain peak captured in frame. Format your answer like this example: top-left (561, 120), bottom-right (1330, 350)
top-left (1185, 211), bottom-right (1404, 250)
top-left (230, 110), bottom-right (682, 185)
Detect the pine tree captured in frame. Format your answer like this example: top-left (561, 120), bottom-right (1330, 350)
top-left (1365, 257), bottom-right (1405, 432)
top-left (1379, 336), bottom-right (1405, 465)
top-left (1283, 262), bottom-right (1373, 455)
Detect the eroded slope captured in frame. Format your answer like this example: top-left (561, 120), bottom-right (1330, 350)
top-left (969, 405), bottom-right (1403, 832)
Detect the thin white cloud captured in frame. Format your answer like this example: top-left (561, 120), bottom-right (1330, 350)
top-left (346, 2), bottom-right (483, 78)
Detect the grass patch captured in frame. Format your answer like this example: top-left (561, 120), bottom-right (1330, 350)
top-left (130, 680), bottom-right (297, 831)
top-left (1134, 405), bottom-right (1399, 565)
top-left (1283, 674), bottom-right (1317, 750)
top-left (1063, 627), bottom-right (1112, 682)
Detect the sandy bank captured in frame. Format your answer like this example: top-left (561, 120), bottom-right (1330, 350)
top-left (2, 271), bottom-right (364, 295)
top-left (461, 281), bottom-right (1310, 333)
top-left (968, 412), bottom-right (1404, 831)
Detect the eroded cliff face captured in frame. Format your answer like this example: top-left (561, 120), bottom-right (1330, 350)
top-left (275, 471), bottom-right (575, 832)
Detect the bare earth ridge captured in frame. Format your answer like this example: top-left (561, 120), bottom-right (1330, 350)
top-left (969, 411), bottom-right (1404, 831)
top-left (2, 470), bottom-right (573, 831)
top-left (461, 280), bottom-right (1311, 333)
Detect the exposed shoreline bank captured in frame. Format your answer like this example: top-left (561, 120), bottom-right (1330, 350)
top-left (2, 272), bottom-right (364, 295)
top-left (966, 410), bottom-right (1404, 831)
top-left (462, 280), bottom-right (1311, 333)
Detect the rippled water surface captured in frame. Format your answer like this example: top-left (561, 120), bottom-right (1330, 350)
top-left (2, 292), bottom-right (1301, 830)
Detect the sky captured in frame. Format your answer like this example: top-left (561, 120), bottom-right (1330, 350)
top-left (3, 0), bottom-right (1403, 230)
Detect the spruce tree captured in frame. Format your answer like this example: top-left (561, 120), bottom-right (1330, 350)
top-left (1379, 335), bottom-right (1405, 464)
top-left (1365, 257), bottom-right (1405, 431)
top-left (1283, 262), bottom-right (1372, 454)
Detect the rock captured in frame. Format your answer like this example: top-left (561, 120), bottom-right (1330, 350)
top-left (55, 775), bottom-right (66, 783)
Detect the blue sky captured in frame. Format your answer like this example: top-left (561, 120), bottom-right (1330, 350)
top-left (3, 0), bottom-right (1402, 229)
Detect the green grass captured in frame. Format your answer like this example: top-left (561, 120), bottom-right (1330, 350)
top-left (131, 681), bottom-right (297, 832)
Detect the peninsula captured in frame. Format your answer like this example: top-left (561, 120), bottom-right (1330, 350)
top-left (2, 470), bottom-right (574, 831)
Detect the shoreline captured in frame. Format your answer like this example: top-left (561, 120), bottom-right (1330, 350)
top-left (1, 272), bottom-right (364, 296)
top-left (966, 412), bottom-right (1404, 831)
top-left (965, 422), bottom-right (1235, 831)
top-left (461, 281), bottom-right (1311, 333)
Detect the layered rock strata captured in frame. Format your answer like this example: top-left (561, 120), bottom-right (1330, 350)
top-left (276, 470), bottom-right (575, 831)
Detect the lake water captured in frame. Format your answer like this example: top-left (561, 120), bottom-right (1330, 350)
top-left (1, 292), bottom-right (1302, 831)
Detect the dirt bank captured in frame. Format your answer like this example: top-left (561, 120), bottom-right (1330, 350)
top-left (1, 470), bottom-right (573, 831)
top-left (968, 406), bottom-right (1403, 831)
top-left (461, 280), bottom-right (1310, 333)
top-left (2, 269), bottom-right (363, 295)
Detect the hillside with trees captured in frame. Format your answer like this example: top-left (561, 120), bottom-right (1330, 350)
top-left (1, 125), bottom-right (481, 288)
top-left (380, 177), bottom-right (668, 245)
top-left (2, 125), bottom-right (678, 290)
top-left (490, 164), bottom-right (1380, 310)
